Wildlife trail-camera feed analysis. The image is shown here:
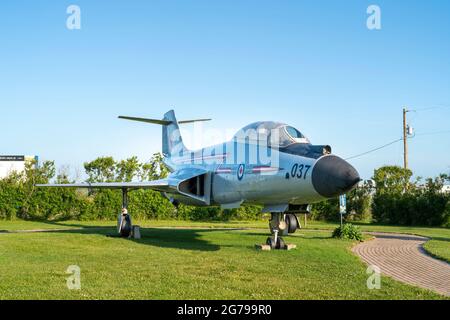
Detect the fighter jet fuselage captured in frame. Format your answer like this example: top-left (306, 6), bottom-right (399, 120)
top-left (161, 117), bottom-right (360, 214)
top-left (38, 110), bottom-right (360, 247)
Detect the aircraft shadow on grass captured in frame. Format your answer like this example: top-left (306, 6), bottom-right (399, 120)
top-left (30, 221), bottom-right (223, 252)
top-left (242, 230), bottom-right (332, 240)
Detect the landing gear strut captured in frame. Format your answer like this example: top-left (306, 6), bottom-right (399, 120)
top-left (117, 188), bottom-right (132, 237)
top-left (266, 213), bottom-right (300, 249)
top-left (267, 213), bottom-right (287, 249)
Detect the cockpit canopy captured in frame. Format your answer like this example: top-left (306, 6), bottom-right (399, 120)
top-left (233, 121), bottom-right (310, 148)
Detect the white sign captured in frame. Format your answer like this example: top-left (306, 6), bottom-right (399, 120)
top-left (339, 194), bottom-right (347, 215)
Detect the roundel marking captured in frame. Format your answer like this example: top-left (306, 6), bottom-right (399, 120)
top-left (237, 164), bottom-right (245, 181)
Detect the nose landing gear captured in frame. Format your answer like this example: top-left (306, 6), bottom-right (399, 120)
top-left (266, 213), bottom-right (299, 250)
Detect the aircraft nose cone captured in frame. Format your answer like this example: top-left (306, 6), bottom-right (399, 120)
top-left (312, 155), bottom-right (360, 198)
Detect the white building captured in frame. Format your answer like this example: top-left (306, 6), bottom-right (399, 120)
top-left (0, 155), bottom-right (38, 179)
top-left (441, 185), bottom-right (450, 194)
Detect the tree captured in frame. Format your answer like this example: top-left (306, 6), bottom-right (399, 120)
top-left (84, 157), bottom-right (116, 182)
top-left (373, 166), bottom-right (412, 195)
top-left (140, 153), bottom-right (169, 181)
top-left (347, 181), bottom-right (373, 222)
top-left (116, 156), bottom-right (141, 182)
top-left (372, 166), bottom-right (449, 226)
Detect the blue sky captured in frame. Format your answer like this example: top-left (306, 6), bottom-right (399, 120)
top-left (1, 0), bottom-right (449, 180)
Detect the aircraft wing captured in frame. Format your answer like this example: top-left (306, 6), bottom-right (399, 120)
top-left (36, 167), bottom-right (212, 206)
top-left (36, 179), bottom-right (173, 193)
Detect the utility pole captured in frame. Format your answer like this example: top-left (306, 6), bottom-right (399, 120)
top-left (403, 107), bottom-right (408, 169)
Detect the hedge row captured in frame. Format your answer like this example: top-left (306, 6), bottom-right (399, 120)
top-left (310, 166), bottom-right (450, 227)
top-left (0, 156), bottom-right (262, 221)
top-left (0, 156), bottom-right (448, 226)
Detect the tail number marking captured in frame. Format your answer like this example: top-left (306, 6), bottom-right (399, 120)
top-left (291, 164), bottom-right (311, 180)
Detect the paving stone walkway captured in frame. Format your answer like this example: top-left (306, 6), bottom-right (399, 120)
top-left (352, 233), bottom-right (450, 296)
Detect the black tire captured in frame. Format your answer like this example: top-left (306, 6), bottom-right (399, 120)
top-left (119, 215), bottom-right (132, 237)
top-left (266, 237), bottom-right (276, 249)
top-left (285, 214), bottom-right (299, 234)
top-left (266, 237), bottom-right (286, 249)
top-left (277, 237), bottom-right (286, 249)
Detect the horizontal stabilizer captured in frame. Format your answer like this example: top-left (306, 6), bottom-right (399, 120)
top-left (118, 116), bottom-right (211, 125)
top-left (118, 116), bottom-right (172, 125)
top-left (178, 119), bottom-right (212, 124)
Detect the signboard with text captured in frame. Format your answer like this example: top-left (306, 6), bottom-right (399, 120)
top-left (339, 194), bottom-right (347, 215)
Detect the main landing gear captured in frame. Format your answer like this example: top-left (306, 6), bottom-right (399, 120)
top-left (117, 188), bottom-right (132, 237)
top-left (266, 213), bottom-right (300, 250)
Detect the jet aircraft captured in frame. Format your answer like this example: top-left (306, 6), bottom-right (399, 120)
top-left (38, 110), bottom-right (360, 249)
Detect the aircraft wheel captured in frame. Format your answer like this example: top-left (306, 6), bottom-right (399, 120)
top-left (266, 237), bottom-right (286, 249)
top-left (286, 214), bottom-right (299, 234)
top-left (266, 237), bottom-right (276, 249)
top-left (277, 237), bottom-right (286, 249)
top-left (118, 214), bottom-right (132, 237)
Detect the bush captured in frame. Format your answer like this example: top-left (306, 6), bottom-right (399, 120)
top-left (372, 168), bottom-right (450, 226)
top-left (1, 157), bottom-right (449, 226)
top-left (347, 181), bottom-right (373, 222)
top-left (332, 223), bottom-right (363, 241)
top-left (310, 197), bottom-right (339, 221)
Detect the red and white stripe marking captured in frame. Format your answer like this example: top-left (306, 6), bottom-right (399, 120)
top-left (215, 167), bottom-right (232, 174)
top-left (252, 166), bottom-right (280, 173)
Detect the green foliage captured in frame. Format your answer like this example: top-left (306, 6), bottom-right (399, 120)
top-left (0, 173), bottom-right (23, 219)
top-left (1, 157), bottom-right (448, 226)
top-left (346, 180), bottom-right (373, 222)
top-left (311, 197), bottom-right (339, 221)
top-left (310, 186), bottom-right (372, 222)
top-left (140, 153), bottom-right (169, 181)
top-left (310, 166), bottom-right (449, 227)
top-left (373, 166), bottom-right (413, 195)
top-left (129, 190), bottom-right (176, 220)
top-left (0, 153), bottom-right (263, 222)
top-left (332, 223), bottom-right (363, 241)
top-left (372, 167), bottom-right (449, 226)
top-left (116, 156), bottom-right (141, 182)
top-left (84, 157), bottom-right (116, 182)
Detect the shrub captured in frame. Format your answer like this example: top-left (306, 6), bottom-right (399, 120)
top-left (332, 223), bottom-right (363, 241)
top-left (1, 157), bottom-right (449, 226)
top-left (372, 169), bottom-right (450, 226)
top-left (311, 197), bottom-right (339, 221)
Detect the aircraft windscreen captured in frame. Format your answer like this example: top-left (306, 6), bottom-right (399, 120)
top-left (233, 122), bottom-right (309, 147)
top-left (285, 126), bottom-right (305, 139)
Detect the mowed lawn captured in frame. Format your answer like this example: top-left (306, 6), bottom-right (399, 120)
top-left (0, 220), bottom-right (448, 300)
top-left (4, 219), bottom-right (447, 262)
top-left (303, 221), bottom-right (450, 263)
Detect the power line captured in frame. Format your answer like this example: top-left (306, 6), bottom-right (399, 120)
top-left (344, 130), bottom-right (450, 161)
top-left (409, 106), bottom-right (450, 112)
top-left (345, 106), bottom-right (450, 162)
top-left (414, 129), bottom-right (450, 137)
top-left (345, 138), bottom-right (403, 161)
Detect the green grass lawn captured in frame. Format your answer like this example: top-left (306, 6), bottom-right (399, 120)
top-left (2, 219), bottom-right (448, 262)
top-left (0, 219), bottom-right (448, 300)
top-left (302, 220), bottom-right (450, 262)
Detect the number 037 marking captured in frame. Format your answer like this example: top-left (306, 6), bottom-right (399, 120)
top-left (291, 164), bottom-right (311, 179)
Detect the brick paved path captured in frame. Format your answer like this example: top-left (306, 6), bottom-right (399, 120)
top-left (352, 233), bottom-right (450, 296)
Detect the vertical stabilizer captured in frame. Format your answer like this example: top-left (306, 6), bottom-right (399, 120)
top-left (119, 109), bottom-right (211, 158)
top-left (162, 110), bottom-right (188, 157)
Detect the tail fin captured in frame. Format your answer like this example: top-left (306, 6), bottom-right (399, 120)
top-left (161, 110), bottom-right (187, 157)
top-left (118, 110), bottom-right (211, 158)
